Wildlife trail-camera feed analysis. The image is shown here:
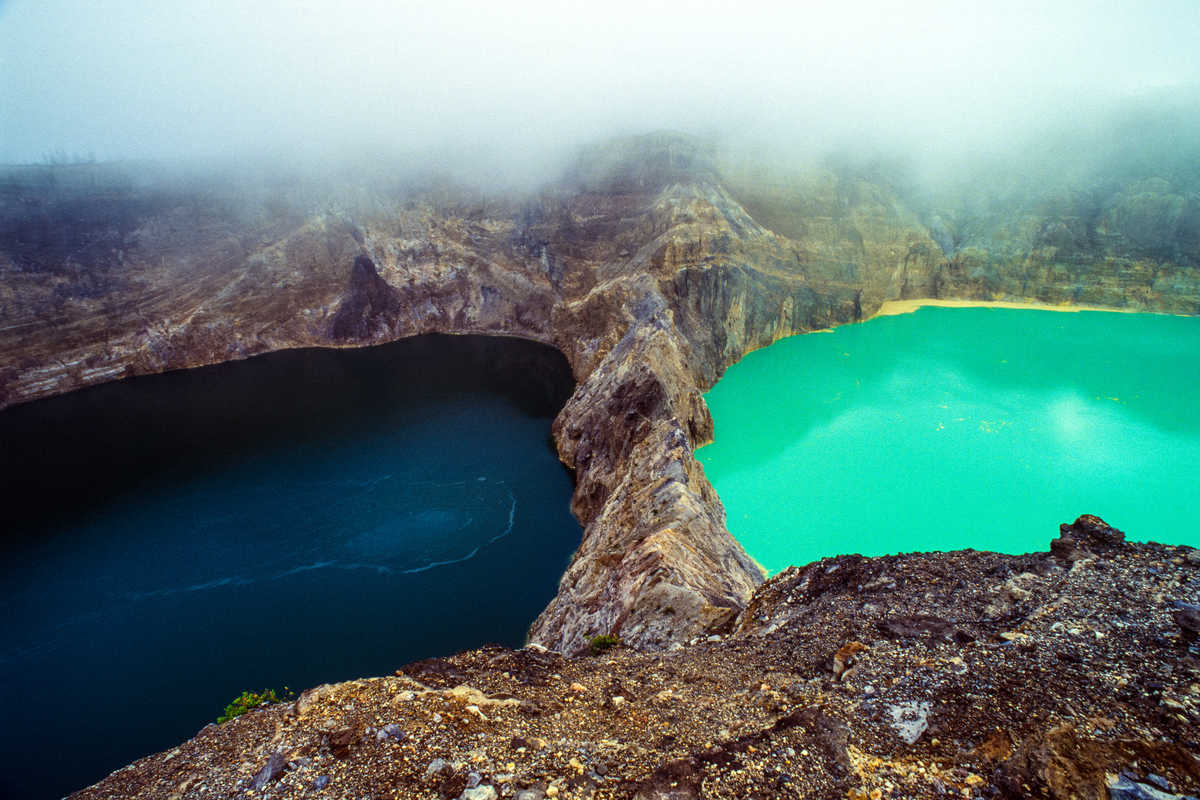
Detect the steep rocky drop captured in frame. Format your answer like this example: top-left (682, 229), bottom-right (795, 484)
top-left (70, 518), bottom-right (1200, 800)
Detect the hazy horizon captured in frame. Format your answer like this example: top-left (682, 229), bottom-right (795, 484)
top-left (3, 0), bottom-right (1200, 185)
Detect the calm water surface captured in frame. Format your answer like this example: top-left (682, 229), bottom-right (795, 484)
top-left (0, 335), bottom-right (579, 799)
top-left (699, 307), bottom-right (1200, 573)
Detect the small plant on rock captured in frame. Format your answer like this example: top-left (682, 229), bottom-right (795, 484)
top-left (588, 634), bottom-right (621, 655)
top-left (217, 687), bottom-right (295, 723)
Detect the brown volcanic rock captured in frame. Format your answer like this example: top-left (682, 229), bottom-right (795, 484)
top-left (1051, 514), bottom-right (1128, 562)
top-left (70, 525), bottom-right (1200, 800)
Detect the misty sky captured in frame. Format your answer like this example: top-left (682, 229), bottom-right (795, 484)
top-left (2, 0), bottom-right (1199, 170)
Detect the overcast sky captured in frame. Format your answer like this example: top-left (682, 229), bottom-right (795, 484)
top-left (2, 0), bottom-right (1198, 172)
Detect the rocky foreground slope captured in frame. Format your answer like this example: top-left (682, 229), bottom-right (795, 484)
top-left (72, 517), bottom-right (1200, 800)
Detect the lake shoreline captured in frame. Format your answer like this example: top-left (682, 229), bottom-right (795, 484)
top-left (871, 297), bottom-right (1149, 318)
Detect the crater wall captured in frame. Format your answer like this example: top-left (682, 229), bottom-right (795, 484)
top-left (3, 135), bottom-right (1198, 653)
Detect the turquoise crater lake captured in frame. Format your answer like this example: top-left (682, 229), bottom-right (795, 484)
top-left (699, 306), bottom-right (1200, 574)
top-left (0, 334), bottom-right (579, 799)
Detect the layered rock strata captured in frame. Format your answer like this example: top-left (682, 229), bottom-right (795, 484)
top-left (3, 135), bottom-right (1199, 656)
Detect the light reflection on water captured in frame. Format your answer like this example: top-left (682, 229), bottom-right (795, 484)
top-left (700, 307), bottom-right (1200, 573)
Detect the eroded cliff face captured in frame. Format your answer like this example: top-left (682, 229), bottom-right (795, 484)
top-left (911, 174), bottom-right (1200, 313)
top-left (3, 134), bottom-right (1199, 657)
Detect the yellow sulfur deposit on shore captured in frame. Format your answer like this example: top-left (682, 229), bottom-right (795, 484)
top-left (872, 297), bottom-right (1141, 318)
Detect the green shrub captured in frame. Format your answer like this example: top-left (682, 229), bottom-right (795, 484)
top-left (588, 634), bottom-right (621, 655)
top-left (217, 687), bottom-right (295, 723)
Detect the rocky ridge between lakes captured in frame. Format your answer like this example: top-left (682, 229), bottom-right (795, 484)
top-left (72, 516), bottom-right (1200, 800)
top-left (4, 132), bottom-right (1200, 657)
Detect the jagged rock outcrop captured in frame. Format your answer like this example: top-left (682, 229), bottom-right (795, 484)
top-left (70, 521), bottom-right (1200, 800)
top-left (530, 292), bottom-right (761, 651)
top-left (3, 133), bottom-right (1199, 658)
top-left (1050, 514), bottom-right (1128, 562)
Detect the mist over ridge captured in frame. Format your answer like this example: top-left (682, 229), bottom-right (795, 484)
top-left (2, 0), bottom-right (1200, 342)
top-left (3, 0), bottom-right (1200, 193)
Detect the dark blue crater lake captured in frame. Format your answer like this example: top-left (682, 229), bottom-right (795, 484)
top-left (0, 335), bottom-right (580, 799)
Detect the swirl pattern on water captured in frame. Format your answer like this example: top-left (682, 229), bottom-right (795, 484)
top-left (1, 476), bottom-right (522, 666)
top-left (0, 333), bottom-right (580, 800)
